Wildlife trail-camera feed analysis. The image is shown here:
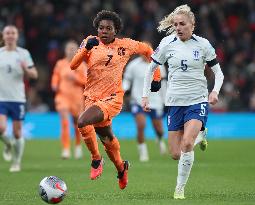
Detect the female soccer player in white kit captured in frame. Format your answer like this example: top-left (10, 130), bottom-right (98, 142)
top-left (142, 5), bottom-right (224, 199)
top-left (0, 25), bottom-right (38, 172)
top-left (123, 55), bottom-right (167, 162)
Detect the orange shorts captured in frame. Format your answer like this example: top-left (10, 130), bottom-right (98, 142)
top-left (55, 94), bottom-right (84, 117)
top-left (84, 93), bottom-right (123, 127)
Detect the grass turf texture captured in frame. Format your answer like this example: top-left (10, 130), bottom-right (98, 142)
top-left (0, 139), bottom-right (255, 205)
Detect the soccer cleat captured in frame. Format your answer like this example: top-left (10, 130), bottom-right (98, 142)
top-left (90, 158), bottom-right (104, 180)
top-left (3, 144), bottom-right (12, 161)
top-left (9, 163), bottom-right (21, 172)
top-left (138, 144), bottom-right (149, 162)
top-left (61, 149), bottom-right (71, 159)
top-left (139, 152), bottom-right (149, 162)
top-left (74, 145), bottom-right (83, 159)
top-left (117, 160), bottom-right (129, 190)
top-left (159, 139), bottom-right (167, 155)
top-left (199, 128), bottom-right (208, 151)
top-left (173, 186), bottom-right (185, 199)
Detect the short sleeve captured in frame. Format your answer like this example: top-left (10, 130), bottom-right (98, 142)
top-left (204, 39), bottom-right (216, 62)
top-left (151, 45), bottom-right (168, 65)
top-left (23, 50), bottom-right (34, 67)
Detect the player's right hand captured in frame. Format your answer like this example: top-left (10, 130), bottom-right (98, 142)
top-left (142, 97), bottom-right (151, 112)
top-left (85, 37), bottom-right (99, 50)
top-left (209, 91), bottom-right (218, 105)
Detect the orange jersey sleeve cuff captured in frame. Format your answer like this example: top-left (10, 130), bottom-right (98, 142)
top-left (153, 67), bottom-right (161, 81)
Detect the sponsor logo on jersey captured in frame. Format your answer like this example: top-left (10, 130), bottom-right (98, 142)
top-left (167, 115), bottom-right (171, 125)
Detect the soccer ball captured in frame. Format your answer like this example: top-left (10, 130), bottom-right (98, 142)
top-left (38, 176), bottom-right (67, 204)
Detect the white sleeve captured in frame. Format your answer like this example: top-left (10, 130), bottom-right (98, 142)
top-left (204, 39), bottom-right (216, 62)
top-left (123, 63), bottom-right (133, 91)
top-left (210, 63), bottom-right (224, 94)
top-left (151, 44), bottom-right (168, 65)
top-left (24, 50), bottom-right (34, 68)
top-left (142, 61), bottom-right (158, 97)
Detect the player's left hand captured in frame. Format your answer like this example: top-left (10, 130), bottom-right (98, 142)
top-left (209, 91), bottom-right (218, 105)
top-left (142, 97), bottom-right (151, 112)
top-left (150, 80), bottom-right (161, 92)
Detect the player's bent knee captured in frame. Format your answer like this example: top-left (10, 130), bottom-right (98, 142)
top-left (77, 117), bottom-right (86, 128)
top-left (99, 134), bottom-right (114, 144)
top-left (181, 139), bottom-right (194, 152)
top-left (171, 153), bottom-right (181, 160)
top-left (78, 126), bottom-right (94, 139)
top-left (103, 136), bottom-right (120, 150)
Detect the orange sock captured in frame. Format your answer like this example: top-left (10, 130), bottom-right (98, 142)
top-left (79, 125), bottom-right (101, 160)
top-left (74, 124), bottom-right (81, 146)
top-left (103, 137), bottom-right (124, 172)
top-left (61, 118), bottom-right (70, 149)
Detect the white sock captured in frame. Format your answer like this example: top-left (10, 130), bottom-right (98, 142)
top-left (176, 151), bottom-right (194, 188)
top-left (0, 133), bottom-right (12, 147)
top-left (194, 131), bottom-right (203, 146)
top-left (13, 137), bottom-right (25, 164)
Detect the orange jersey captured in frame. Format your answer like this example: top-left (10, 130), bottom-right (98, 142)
top-left (51, 58), bottom-right (87, 100)
top-left (70, 36), bottom-right (160, 100)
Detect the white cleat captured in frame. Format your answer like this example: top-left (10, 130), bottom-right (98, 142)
top-left (74, 145), bottom-right (83, 159)
top-left (61, 149), bottom-right (71, 159)
top-left (173, 186), bottom-right (185, 199)
top-left (139, 153), bottom-right (149, 162)
top-left (9, 163), bottom-right (21, 172)
top-left (159, 139), bottom-right (167, 155)
top-left (3, 144), bottom-right (12, 161)
top-left (138, 143), bottom-right (149, 162)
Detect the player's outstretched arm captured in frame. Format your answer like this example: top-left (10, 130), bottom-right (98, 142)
top-left (142, 61), bottom-right (158, 111)
top-left (70, 48), bottom-right (87, 70)
top-left (208, 63), bottom-right (224, 105)
top-left (70, 37), bottom-right (99, 70)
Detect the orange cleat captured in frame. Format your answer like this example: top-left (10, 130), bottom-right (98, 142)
top-left (117, 161), bottom-right (129, 190)
top-left (90, 158), bottom-right (104, 180)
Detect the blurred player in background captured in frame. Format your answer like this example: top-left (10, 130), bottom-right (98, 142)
top-left (70, 10), bottom-right (161, 189)
top-left (51, 40), bottom-right (86, 159)
top-left (123, 54), bottom-right (167, 162)
top-left (0, 25), bottom-right (38, 172)
top-left (142, 5), bottom-right (224, 199)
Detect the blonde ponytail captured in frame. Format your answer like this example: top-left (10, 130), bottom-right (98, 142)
top-left (158, 4), bottom-right (195, 35)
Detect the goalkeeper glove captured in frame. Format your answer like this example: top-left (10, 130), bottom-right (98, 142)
top-left (85, 37), bottom-right (99, 50)
top-left (150, 80), bottom-right (161, 92)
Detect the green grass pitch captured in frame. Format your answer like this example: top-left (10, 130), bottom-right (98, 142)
top-left (0, 139), bottom-right (255, 205)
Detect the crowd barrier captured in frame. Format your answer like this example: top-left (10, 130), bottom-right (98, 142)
top-left (6, 112), bottom-right (255, 139)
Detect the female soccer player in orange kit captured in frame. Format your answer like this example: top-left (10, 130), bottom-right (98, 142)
top-left (51, 40), bottom-right (86, 159)
top-left (70, 10), bottom-right (161, 190)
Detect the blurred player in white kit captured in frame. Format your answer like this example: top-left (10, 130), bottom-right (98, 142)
top-left (0, 25), bottom-right (38, 172)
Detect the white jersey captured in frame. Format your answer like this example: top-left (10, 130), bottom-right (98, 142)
top-left (151, 34), bottom-right (216, 106)
top-left (0, 47), bottom-right (34, 102)
top-left (123, 57), bottom-right (166, 109)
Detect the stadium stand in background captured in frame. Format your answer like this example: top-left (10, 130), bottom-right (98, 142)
top-left (1, 0), bottom-right (255, 112)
